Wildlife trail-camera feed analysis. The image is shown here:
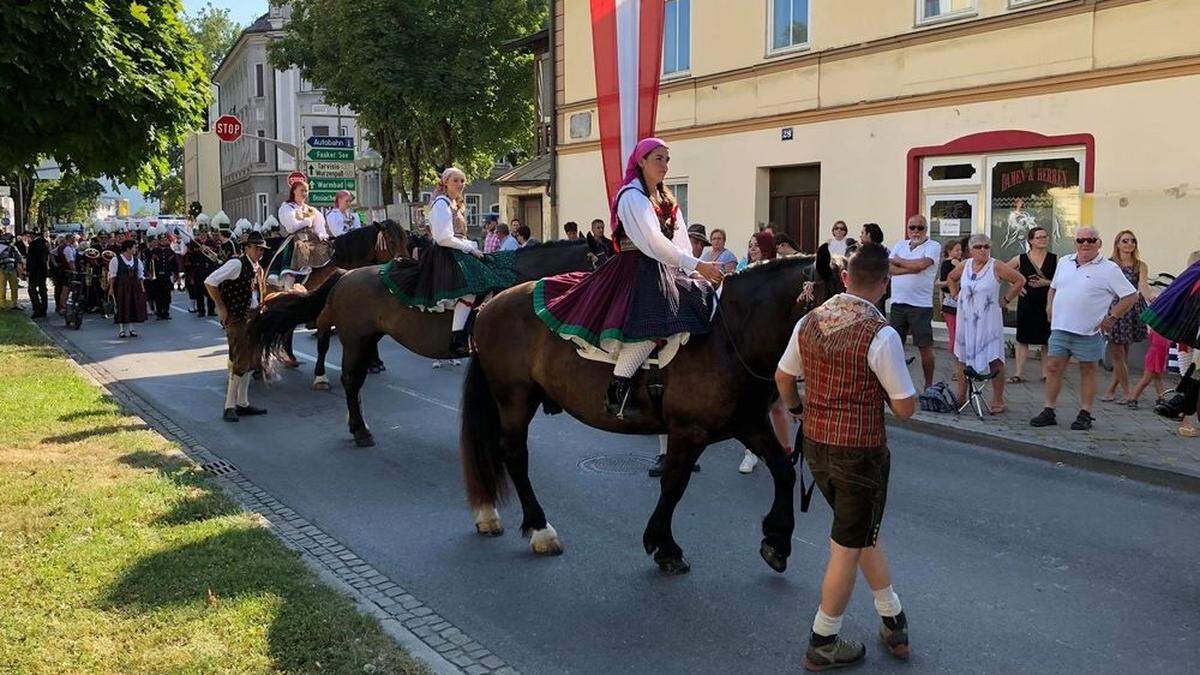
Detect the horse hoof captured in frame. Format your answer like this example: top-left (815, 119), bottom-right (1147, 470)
top-left (312, 376), bottom-right (330, 390)
top-left (656, 555), bottom-right (691, 576)
top-left (354, 434), bottom-right (375, 448)
top-left (366, 365), bottom-right (383, 375)
top-left (530, 524), bottom-right (564, 556)
top-left (473, 506), bottom-right (504, 537)
top-left (760, 542), bottom-right (788, 573)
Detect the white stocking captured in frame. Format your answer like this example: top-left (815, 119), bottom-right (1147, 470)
top-left (236, 371), bottom-right (251, 407)
top-left (614, 341), bottom-right (655, 378)
top-left (452, 296), bottom-right (475, 331)
top-left (225, 371), bottom-right (240, 410)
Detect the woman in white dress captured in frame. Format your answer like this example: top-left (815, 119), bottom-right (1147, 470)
top-left (947, 233), bottom-right (1026, 412)
top-left (325, 189), bottom-right (361, 238)
top-left (276, 181), bottom-right (328, 285)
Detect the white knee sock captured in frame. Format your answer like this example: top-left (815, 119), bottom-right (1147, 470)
top-left (872, 585), bottom-right (902, 618)
top-left (812, 608), bottom-right (843, 637)
top-left (658, 434), bottom-right (668, 457)
top-left (236, 371), bottom-right (251, 407)
top-left (225, 373), bottom-right (240, 409)
top-left (614, 341), bottom-right (655, 378)
top-left (452, 296), bottom-right (474, 331)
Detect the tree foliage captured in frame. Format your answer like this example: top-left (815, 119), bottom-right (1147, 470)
top-left (187, 1), bottom-right (244, 77)
top-left (269, 0), bottom-right (545, 202)
top-left (0, 1), bottom-right (210, 189)
top-left (31, 174), bottom-right (105, 225)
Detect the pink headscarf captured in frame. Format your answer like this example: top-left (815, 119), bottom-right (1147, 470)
top-left (610, 137), bottom-right (668, 235)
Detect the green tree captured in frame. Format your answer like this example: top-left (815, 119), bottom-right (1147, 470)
top-left (269, 0), bottom-right (544, 202)
top-left (148, 4), bottom-right (243, 215)
top-left (188, 2), bottom-right (244, 77)
top-left (0, 1), bottom-right (211, 189)
top-left (30, 174), bottom-right (105, 225)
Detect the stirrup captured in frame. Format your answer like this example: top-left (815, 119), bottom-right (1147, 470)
top-left (605, 376), bottom-right (632, 419)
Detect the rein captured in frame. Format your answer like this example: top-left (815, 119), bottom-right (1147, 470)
top-left (263, 234), bottom-right (295, 278)
top-left (715, 265), bottom-right (821, 383)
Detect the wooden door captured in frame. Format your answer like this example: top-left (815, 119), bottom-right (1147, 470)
top-left (772, 195), bottom-right (820, 253)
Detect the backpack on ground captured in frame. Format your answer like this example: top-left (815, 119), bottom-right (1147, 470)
top-left (918, 382), bottom-right (959, 413)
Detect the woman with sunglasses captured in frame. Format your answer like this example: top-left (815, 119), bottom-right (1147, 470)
top-left (947, 234), bottom-right (1026, 411)
top-left (1005, 226), bottom-right (1057, 383)
top-left (1101, 229), bottom-right (1154, 403)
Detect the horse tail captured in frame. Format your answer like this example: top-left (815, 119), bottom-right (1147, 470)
top-left (460, 356), bottom-right (509, 508)
top-left (248, 270), bottom-right (345, 357)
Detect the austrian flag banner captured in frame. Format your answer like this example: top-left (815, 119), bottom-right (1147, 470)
top-left (590, 0), bottom-right (667, 207)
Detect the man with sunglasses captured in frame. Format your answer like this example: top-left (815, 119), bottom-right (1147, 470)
top-left (889, 215), bottom-right (942, 389)
top-left (1031, 227), bottom-right (1138, 430)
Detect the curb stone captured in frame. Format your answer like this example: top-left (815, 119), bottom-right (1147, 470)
top-left (890, 416), bottom-right (1200, 493)
top-left (35, 318), bottom-right (519, 675)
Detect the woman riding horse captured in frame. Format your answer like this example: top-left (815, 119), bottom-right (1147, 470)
top-left (387, 167), bottom-right (515, 357)
top-left (533, 138), bottom-right (724, 416)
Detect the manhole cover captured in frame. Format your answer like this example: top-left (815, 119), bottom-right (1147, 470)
top-left (200, 459), bottom-right (239, 476)
top-left (579, 454), bottom-right (655, 475)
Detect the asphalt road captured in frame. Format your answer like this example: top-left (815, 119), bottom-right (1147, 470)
top-left (41, 294), bottom-right (1200, 674)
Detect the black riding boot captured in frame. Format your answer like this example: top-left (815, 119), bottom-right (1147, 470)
top-left (450, 330), bottom-right (471, 358)
top-left (605, 376), bottom-right (633, 417)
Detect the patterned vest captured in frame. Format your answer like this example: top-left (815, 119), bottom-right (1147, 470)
top-left (218, 257), bottom-right (258, 322)
top-left (797, 294), bottom-right (889, 447)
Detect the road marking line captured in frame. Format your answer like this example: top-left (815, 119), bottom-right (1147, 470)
top-left (385, 384), bottom-right (459, 412)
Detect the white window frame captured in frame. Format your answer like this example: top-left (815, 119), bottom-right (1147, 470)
top-left (766, 0), bottom-right (811, 57)
top-left (489, 203), bottom-right (500, 215)
top-left (915, 0), bottom-right (977, 27)
top-left (924, 193), bottom-right (979, 238)
top-left (921, 155), bottom-right (983, 190)
top-left (666, 178), bottom-right (689, 223)
top-left (256, 193), bottom-right (269, 224)
top-left (464, 194), bottom-right (482, 228)
top-left (662, 0), bottom-right (692, 80)
top-left (1009, 0), bottom-right (1055, 7)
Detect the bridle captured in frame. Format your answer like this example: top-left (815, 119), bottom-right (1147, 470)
top-left (715, 263), bottom-right (822, 383)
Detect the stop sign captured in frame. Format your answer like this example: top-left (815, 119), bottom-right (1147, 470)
top-left (287, 171), bottom-right (307, 186)
top-left (214, 114), bottom-right (243, 142)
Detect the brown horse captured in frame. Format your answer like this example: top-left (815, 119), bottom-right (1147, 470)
top-left (261, 220), bottom-right (410, 366)
top-left (252, 239), bottom-right (603, 447)
top-left (459, 255), bottom-right (837, 575)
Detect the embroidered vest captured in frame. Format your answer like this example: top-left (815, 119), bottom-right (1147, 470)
top-left (218, 257), bottom-right (258, 321)
top-left (797, 295), bottom-right (889, 447)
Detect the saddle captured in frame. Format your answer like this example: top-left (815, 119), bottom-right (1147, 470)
top-left (291, 230), bottom-right (334, 270)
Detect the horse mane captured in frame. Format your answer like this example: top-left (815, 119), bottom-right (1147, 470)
top-left (724, 254), bottom-right (815, 283)
top-left (331, 223), bottom-right (383, 265)
top-left (515, 238), bottom-right (590, 252)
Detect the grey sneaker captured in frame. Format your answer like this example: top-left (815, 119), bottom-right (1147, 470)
top-left (879, 612), bottom-right (909, 660)
top-left (803, 635), bottom-right (866, 671)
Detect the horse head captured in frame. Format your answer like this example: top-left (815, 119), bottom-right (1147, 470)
top-left (375, 219), bottom-right (412, 261)
top-left (512, 239), bottom-right (598, 281)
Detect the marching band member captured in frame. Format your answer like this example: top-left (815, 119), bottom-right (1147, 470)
top-left (107, 239), bottom-right (148, 338)
top-left (325, 189), bottom-right (361, 237)
top-left (533, 138), bottom-right (723, 416)
top-left (205, 231), bottom-right (270, 422)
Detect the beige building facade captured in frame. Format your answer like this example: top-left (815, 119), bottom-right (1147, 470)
top-left (554, 0), bottom-right (1200, 273)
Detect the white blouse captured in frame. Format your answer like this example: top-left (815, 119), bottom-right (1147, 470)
top-left (615, 181), bottom-right (698, 271)
top-left (107, 254), bottom-right (144, 280)
top-left (430, 197), bottom-right (476, 254)
top-left (326, 209), bottom-right (360, 237)
top-left (279, 202), bottom-right (328, 240)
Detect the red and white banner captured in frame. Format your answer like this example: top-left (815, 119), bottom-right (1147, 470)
top-left (590, 0), bottom-right (666, 206)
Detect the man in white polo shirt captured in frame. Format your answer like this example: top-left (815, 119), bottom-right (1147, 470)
top-left (1030, 226), bottom-right (1137, 431)
top-left (889, 215), bottom-right (942, 389)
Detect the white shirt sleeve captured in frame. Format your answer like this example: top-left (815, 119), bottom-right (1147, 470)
top-left (204, 258), bottom-right (242, 287)
top-left (776, 319), bottom-right (805, 377)
top-left (1107, 262), bottom-right (1137, 298)
top-left (868, 326), bottom-right (918, 400)
top-left (325, 211), bottom-right (345, 237)
top-left (617, 189), bottom-right (699, 272)
top-left (107, 256), bottom-right (118, 280)
top-left (280, 203), bottom-right (323, 236)
top-left (430, 199), bottom-right (476, 253)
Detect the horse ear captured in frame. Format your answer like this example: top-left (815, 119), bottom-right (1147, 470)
top-left (816, 245), bottom-right (834, 283)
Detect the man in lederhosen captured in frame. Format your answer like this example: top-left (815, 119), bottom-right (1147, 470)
top-left (205, 231), bottom-right (269, 422)
top-left (774, 243), bottom-right (918, 671)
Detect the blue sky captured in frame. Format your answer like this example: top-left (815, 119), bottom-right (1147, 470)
top-left (182, 0), bottom-right (266, 28)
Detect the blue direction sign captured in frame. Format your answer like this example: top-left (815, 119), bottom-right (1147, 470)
top-left (306, 136), bottom-right (355, 149)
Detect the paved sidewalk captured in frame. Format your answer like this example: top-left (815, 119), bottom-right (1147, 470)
top-left (898, 343), bottom-right (1200, 486)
